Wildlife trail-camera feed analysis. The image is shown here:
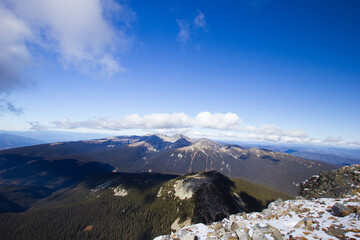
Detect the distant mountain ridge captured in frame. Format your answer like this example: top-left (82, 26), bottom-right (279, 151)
top-left (0, 134), bottom-right (44, 150)
top-left (0, 134), bottom-right (338, 195)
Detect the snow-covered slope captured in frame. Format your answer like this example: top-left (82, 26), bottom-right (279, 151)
top-left (154, 193), bottom-right (360, 239)
top-left (155, 165), bottom-right (360, 240)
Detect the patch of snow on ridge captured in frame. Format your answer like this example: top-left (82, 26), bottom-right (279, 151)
top-left (113, 186), bottom-right (128, 197)
top-left (151, 134), bottom-right (184, 143)
top-left (173, 179), bottom-right (194, 200)
top-left (173, 174), bottom-right (208, 200)
top-left (91, 181), bottom-right (112, 193)
top-left (154, 192), bottom-right (360, 240)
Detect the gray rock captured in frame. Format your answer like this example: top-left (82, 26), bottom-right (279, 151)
top-left (275, 207), bottom-right (285, 215)
top-left (214, 222), bottom-right (223, 229)
top-left (230, 222), bottom-right (239, 231)
top-left (222, 233), bottom-right (237, 240)
top-left (235, 228), bottom-right (251, 240)
top-left (294, 217), bottom-right (313, 230)
top-left (331, 202), bottom-right (352, 217)
top-left (325, 225), bottom-right (346, 239)
top-left (229, 215), bottom-right (237, 222)
top-left (268, 199), bottom-right (284, 208)
top-left (262, 208), bottom-right (272, 218)
top-left (252, 227), bottom-right (267, 240)
top-left (252, 224), bottom-right (284, 240)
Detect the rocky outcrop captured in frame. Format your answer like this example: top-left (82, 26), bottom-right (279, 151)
top-left (154, 192), bottom-right (360, 240)
top-left (155, 165), bottom-right (360, 240)
top-left (299, 164), bottom-right (360, 199)
top-left (158, 171), bottom-right (246, 224)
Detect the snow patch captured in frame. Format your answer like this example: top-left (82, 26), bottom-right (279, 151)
top-left (91, 181), bottom-right (112, 193)
top-left (155, 192), bottom-right (360, 240)
top-left (113, 186), bottom-right (128, 197)
top-left (173, 180), bottom-right (194, 200)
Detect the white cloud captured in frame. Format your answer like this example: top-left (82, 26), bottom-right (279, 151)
top-left (47, 112), bottom-right (241, 131)
top-left (28, 121), bottom-right (49, 131)
top-left (0, 0), bottom-right (134, 89)
top-left (194, 12), bottom-right (206, 29)
top-left (0, 2), bottom-right (32, 94)
top-left (0, 0), bottom-right (134, 115)
top-left (324, 136), bottom-right (343, 143)
top-left (176, 20), bottom-right (190, 44)
top-left (285, 129), bottom-right (308, 138)
top-left (0, 2), bottom-right (32, 115)
top-left (257, 124), bottom-right (283, 136)
top-left (195, 112), bottom-right (241, 130)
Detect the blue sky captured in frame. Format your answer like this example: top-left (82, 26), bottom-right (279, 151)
top-left (0, 0), bottom-right (359, 147)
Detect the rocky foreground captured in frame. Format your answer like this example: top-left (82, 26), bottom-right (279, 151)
top-left (155, 193), bottom-right (360, 240)
top-left (154, 165), bottom-right (360, 240)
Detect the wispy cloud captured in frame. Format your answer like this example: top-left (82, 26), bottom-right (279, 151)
top-left (324, 136), bottom-right (344, 143)
top-left (176, 11), bottom-right (207, 45)
top-left (194, 12), bottom-right (206, 30)
top-left (0, 100), bottom-right (23, 115)
top-left (33, 112), bottom-right (241, 131)
top-left (176, 20), bottom-right (190, 44)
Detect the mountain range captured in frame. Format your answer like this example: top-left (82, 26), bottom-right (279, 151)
top-left (0, 134), bottom-right (338, 195)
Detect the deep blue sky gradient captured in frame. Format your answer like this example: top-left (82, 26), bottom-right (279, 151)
top-left (2, 0), bottom-right (360, 144)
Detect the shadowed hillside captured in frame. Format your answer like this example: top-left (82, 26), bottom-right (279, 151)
top-left (0, 171), bottom-right (292, 240)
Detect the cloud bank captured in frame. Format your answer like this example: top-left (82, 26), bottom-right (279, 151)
top-left (28, 111), bottom-right (358, 147)
top-left (32, 112), bottom-right (241, 131)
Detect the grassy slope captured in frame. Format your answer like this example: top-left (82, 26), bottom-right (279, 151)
top-left (231, 177), bottom-right (293, 212)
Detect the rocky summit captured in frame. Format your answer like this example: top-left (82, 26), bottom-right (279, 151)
top-left (158, 171), bottom-right (246, 226)
top-left (154, 165), bottom-right (360, 240)
top-left (299, 164), bottom-right (360, 199)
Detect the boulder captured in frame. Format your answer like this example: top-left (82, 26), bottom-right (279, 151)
top-left (331, 203), bottom-right (351, 217)
top-left (230, 222), bottom-right (239, 231)
top-left (325, 225), bottom-right (346, 239)
top-left (235, 228), bottom-right (251, 240)
top-left (252, 224), bottom-right (284, 240)
top-left (294, 217), bottom-right (313, 230)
